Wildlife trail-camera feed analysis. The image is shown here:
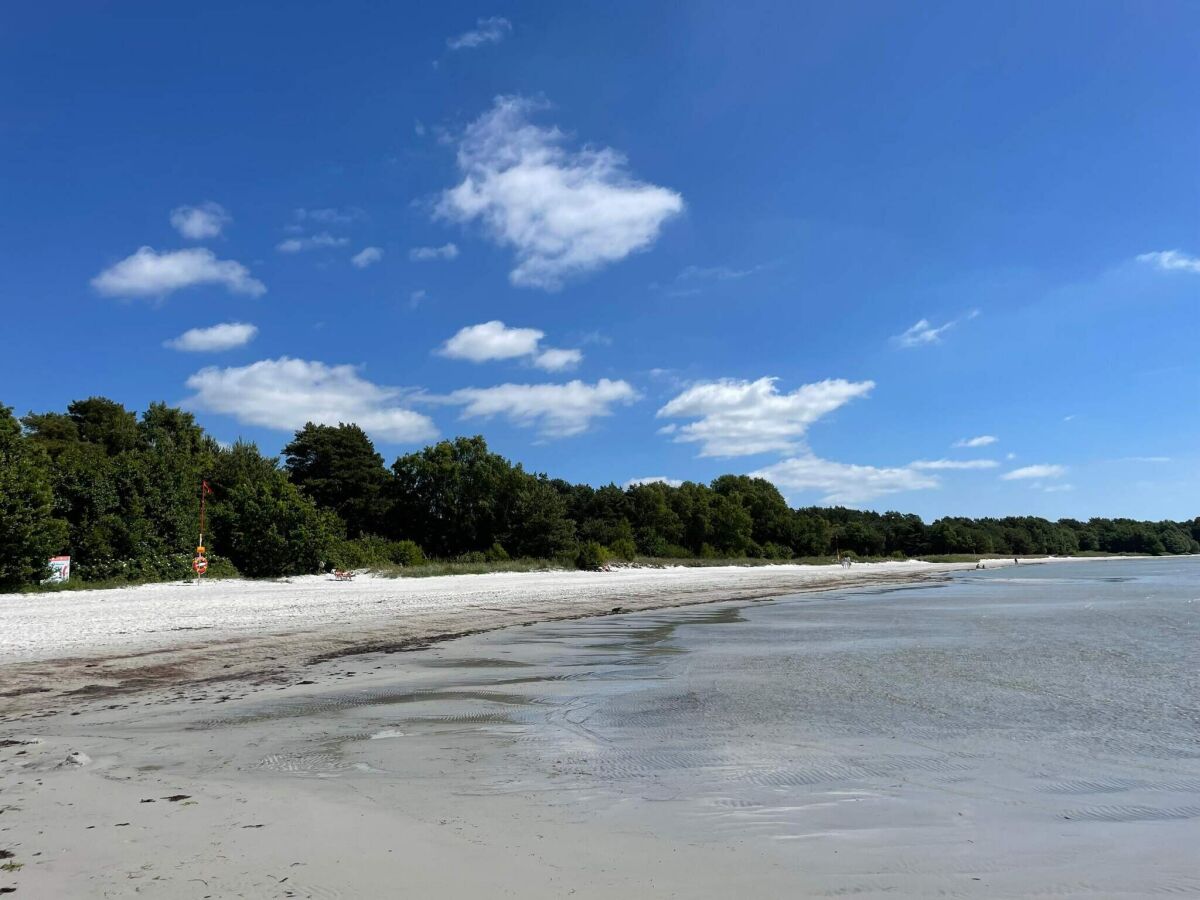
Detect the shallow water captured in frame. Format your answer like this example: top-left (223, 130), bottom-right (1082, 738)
top-left (132, 558), bottom-right (1198, 896)
top-left (308, 557), bottom-right (1200, 894)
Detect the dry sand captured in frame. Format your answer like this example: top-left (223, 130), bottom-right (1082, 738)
top-left (0, 559), bottom-right (1036, 717)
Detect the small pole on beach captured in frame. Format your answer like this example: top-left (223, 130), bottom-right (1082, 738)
top-left (194, 479), bottom-right (212, 585)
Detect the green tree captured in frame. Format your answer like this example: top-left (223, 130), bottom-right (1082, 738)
top-left (284, 423), bottom-right (390, 537)
top-left (503, 477), bottom-right (576, 558)
top-left (389, 436), bottom-right (521, 556)
top-left (0, 405), bottom-right (67, 587)
top-left (208, 441), bottom-right (341, 577)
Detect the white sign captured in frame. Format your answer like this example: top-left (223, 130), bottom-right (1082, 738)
top-left (45, 555), bottom-right (71, 584)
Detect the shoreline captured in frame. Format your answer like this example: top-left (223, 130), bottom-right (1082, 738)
top-left (1, 555), bottom-right (1193, 898)
top-left (0, 555), bottom-right (1121, 721)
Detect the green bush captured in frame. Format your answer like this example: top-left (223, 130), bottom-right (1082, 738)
top-left (609, 537), bottom-right (637, 561)
top-left (330, 535), bottom-right (425, 569)
top-left (72, 552), bottom-right (237, 584)
top-left (485, 542), bottom-right (510, 562)
top-left (762, 542), bottom-right (793, 560)
top-left (575, 541), bottom-right (607, 571)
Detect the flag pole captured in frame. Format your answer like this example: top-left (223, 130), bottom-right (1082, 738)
top-left (195, 479), bottom-right (210, 584)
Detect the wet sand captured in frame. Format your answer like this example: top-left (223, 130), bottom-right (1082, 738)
top-left (2, 557), bottom-right (1197, 897)
top-left (0, 559), bottom-right (1036, 717)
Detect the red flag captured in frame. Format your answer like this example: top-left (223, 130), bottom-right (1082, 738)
top-left (201, 480), bottom-right (214, 496)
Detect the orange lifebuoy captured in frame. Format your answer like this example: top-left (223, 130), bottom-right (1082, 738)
top-left (192, 555), bottom-right (208, 575)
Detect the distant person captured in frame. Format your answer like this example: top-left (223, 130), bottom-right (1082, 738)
top-left (1014, 557), bottom-right (1019, 565)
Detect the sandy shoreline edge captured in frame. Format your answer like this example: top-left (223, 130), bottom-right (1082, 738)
top-left (0, 556), bottom-right (1112, 720)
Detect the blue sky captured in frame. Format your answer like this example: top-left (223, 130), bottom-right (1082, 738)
top-left (2, 1), bottom-right (1197, 520)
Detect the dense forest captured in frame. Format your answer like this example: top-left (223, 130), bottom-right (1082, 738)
top-left (1, 398), bottom-right (1196, 589)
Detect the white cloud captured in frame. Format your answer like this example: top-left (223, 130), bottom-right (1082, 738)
top-left (409, 289), bottom-right (427, 309)
top-left (277, 233), bottom-right (350, 253)
top-left (165, 322), bottom-right (258, 352)
top-left (444, 379), bottom-right (638, 438)
top-left (1043, 483), bottom-right (1075, 493)
top-left (1137, 250), bottom-right (1200, 274)
top-left (409, 243), bottom-right (459, 261)
top-left (953, 434), bottom-right (997, 448)
top-left (752, 454), bottom-right (940, 505)
top-left (892, 318), bottom-right (955, 348)
top-left (352, 246), bottom-right (384, 268)
top-left (657, 376), bottom-right (874, 457)
top-left (437, 96), bottom-right (684, 289)
top-left (447, 16), bottom-right (512, 50)
top-left (678, 264), bottom-right (759, 281)
top-left (440, 320), bottom-right (544, 362)
top-left (909, 458), bottom-right (999, 470)
top-left (92, 247), bottom-right (266, 299)
top-left (1002, 464), bottom-right (1067, 480)
top-left (294, 207), bottom-right (364, 225)
top-left (170, 202), bottom-right (231, 240)
top-left (1120, 456), bottom-right (1171, 464)
top-left (185, 357), bottom-right (436, 443)
top-left (626, 476), bottom-right (683, 488)
top-left (533, 347), bottom-right (582, 372)
top-left (438, 320), bottom-right (583, 371)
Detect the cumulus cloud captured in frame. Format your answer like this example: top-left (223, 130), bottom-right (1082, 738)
top-left (626, 476), bottom-right (684, 488)
top-left (185, 357), bottom-right (436, 443)
top-left (277, 233), bottom-right (350, 253)
top-left (170, 202), bottom-right (231, 240)
top-left (532, 347), bottom-right (583, 372)
top-left (447, 16), bottom-right (512, 50)
top-left (752, 454), bottom-right (940, 505)
top-left (953, 435), bottom-right (998, 448)
top-left (657, 376), bottom-right (874, 457)
top-left (440, 321), bottom-right (542, 362)
top-left (438, 320), bottom-right (582, 371)
top-left (1136, 250), bottom-right (1200, 274)
top-left (165, 322), bottom-right (258, 352)
top-left (409, 243), bottom-right (459, 261)
top-left (351, 246), bottom-right (384, 268)
top-left (443, 379), bottom-right (638, 437)
top-left (437, 96), bottom-right (684, 289)
top-left (92, 247), bottom-right (265, 299)
top-left (1002, 464), bottom-right (1067, 480)
top-left (909, 458), bottom-right (999, 470)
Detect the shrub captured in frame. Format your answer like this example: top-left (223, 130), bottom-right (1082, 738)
top-left (609, 537), bottom-right (637, 561)
top-left (329, 535), bottom-right (425, 570)
top-left (391, 540), bottom-right (425, 567)
top-left (485, 542), bottom-right (510, 562)
top-left (72, 552), bottom-right (238, 584)
top-left (575, 541), bottom-right (607, 571)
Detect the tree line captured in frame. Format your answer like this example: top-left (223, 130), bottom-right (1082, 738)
top-left (2, 398), bottom-right (1196, 589)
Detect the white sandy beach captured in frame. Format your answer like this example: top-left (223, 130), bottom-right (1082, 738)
top-left (0, 558), bottom-right (1053, 713)
top-left (5, 556), bottom-right (1193, 899)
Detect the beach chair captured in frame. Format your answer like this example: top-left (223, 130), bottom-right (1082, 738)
top-left (334, 569), bottom-right (355, 581)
